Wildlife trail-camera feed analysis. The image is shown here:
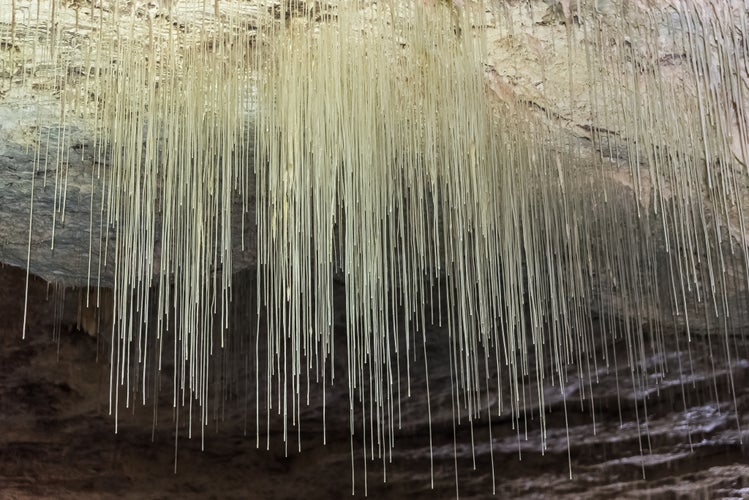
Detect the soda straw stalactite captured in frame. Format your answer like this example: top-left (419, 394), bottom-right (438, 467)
top-left (1, 0), bottom-right (749, 495)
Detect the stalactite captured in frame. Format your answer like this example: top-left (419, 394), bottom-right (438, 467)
top-left (2, 0), bottom-right (749, 494)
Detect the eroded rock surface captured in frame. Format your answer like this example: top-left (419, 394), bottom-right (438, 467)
top-left (2, 264), bottom-right (749, 498)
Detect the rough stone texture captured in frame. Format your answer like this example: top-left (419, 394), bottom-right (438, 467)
top-left (2, 264), bottom-right (749, 498)
top-left (0, 118), bottom-right (111, 284)
top-left (0, 118), bottom-right (257, 287)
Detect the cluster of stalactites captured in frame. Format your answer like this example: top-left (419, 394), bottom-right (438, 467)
top-left (4, 0), bottom-right (749, 492)
top-left (255, 0), bottom-right (749, 488)
top-left (7, 0), bottom-right (257, 440)
top-left (253, 1), bottom-right (497, 480)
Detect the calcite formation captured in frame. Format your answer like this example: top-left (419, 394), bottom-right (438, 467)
top-left (2, 0), bottom-right (749, 497)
